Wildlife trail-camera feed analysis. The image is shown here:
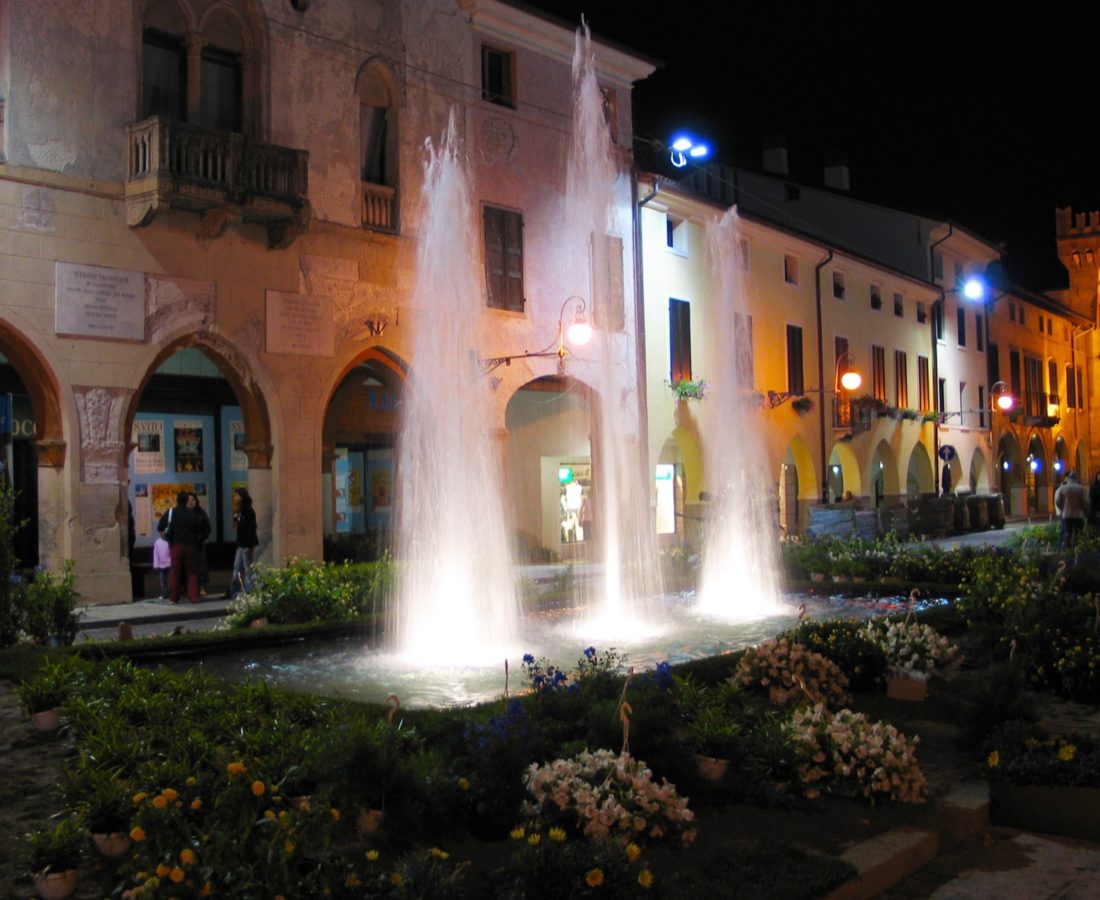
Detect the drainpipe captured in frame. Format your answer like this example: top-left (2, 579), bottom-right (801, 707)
top-left (928, 225), bottom-right (953, 495)
top-left (815, 250), bottom-right (834, 504)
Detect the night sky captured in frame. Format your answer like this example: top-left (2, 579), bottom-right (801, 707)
top-left (528, 1), bottom-right (1098, 292)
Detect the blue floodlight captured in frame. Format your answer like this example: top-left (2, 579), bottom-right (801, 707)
top-left (962, 277), bottom-right (985, 302)
top-left (669, 134), bottom-right (711, 168)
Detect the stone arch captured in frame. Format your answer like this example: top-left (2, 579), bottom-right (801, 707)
top-left (124, 332), bottom-right (272, 468)
top-left (779, 435), bottom-right (816, 536)
top-left (996, 432), bottom-right (1024, 514)
top-left (968, 448), bottom-right (990, 494)
top-left (906, 441), bottom-right (934, 497)
top-left (1054, 435), bottom-right (1069, 480)
top-left (504, 375), bottom-right (600, 559)
top-left (1026, 432), bottom-right (1049, 513)
top-left (828, 440), bottom-right (861, 501)
top-left (868, 439), bottom-right (899, 507)
top-left (0, 317), bottom-right (66, 466)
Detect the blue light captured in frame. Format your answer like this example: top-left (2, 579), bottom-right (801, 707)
top-left (670, 136), bottom-right (693, 153)
top-left (669, 134), bottom-right (711, 168)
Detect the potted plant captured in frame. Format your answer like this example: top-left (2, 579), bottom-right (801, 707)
top-left (19, 665), bottom-right (68, 732)
top-left (24, 816), bottom-right (84, 899)
top-left (16, 562), bottom-right (80, 646)
top-left (80, 777), bottom-right (133, 858)
top-left (689, 706), bottom-right (741, 780)
top-left (668, 378), bottom-right (708, 401)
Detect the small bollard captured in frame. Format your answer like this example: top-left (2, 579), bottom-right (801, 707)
top-left (117, 622), bottom-right (134, 641)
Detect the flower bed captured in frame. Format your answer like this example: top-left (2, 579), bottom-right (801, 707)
top-left (735, 637), bottom-right (850, 708)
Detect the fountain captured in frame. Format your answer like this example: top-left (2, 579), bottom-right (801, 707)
top-left (696, 209), bottom-right (784, 618)
top-left (564, 25), bottom-right (663, 632)
top-left (390, 112), bottom-right (520, 664)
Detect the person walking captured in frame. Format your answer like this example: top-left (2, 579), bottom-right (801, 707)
top-left (227, 487), bottom-right (259, 598)
top-left (157, 491), bottom-right (202, 603)
top-left (1055, 471), bottom-right (1090, 550)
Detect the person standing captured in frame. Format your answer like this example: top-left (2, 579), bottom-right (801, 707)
top-left (157, 491), bottom-right (202, 603)
top-left (227, 487), bottom-right (259, 598)
top-left (188, 493), bottom-right (212, 596)
top-left (1055, 471), bottom-right (1090, 550)
top-left (152, 530), bottom-right (171, 600)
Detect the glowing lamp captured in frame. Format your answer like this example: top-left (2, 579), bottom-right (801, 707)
top-left (669, 134), bottom-right (711, 168)
top-left (834, 351), bottom-right (862, 392)
top-left (962, 277), bottom-right (985, 301)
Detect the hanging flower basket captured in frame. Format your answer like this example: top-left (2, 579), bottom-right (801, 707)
top-left (668, 379), bottom-right (708, 401)
top-left (791, 396), bottom-right (814, 415)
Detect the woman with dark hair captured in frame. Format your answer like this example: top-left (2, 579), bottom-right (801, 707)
top-left (227, 487), bottom-right (259, 598)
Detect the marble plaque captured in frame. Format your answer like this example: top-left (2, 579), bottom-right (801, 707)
top-left (265, 290), bottom-right (334, 357)
top-left (55, 262), bottom-right (144, 341)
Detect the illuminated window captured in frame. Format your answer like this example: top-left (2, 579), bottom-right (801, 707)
top-left (894, 350), bottom-right (908, 407)
top-left (872, 345), bottom-right (886, 401)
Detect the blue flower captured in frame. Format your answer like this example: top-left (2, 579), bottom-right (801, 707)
top-left (522, 653), bottom-right (535, 665)
top-left (584, 646), bottom-right (596, 659)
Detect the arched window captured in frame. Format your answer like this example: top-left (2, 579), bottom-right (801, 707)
top-left (357, 61), bottom-right (398, 231)
top-left (141, 1), bottom-right (188, 121)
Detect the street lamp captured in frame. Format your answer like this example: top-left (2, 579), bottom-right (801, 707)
top-left (668, 134), bottom-right (710, 168)
top-left (991, 381), bottom-right (1015, 412)
top-left (482, 296), bottom-right (591, 374)
top-left (835, 352), bottom-right (862, 392)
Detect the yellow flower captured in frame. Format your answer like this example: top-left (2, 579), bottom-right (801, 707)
top-left (526, 833), bottom-right (540, 846)
top-left (278, 811), bottom-right (291, 825)
top-left (329, 807), bottom-right (341, 822)
top-left (227, 761), bottom-right (246, 776)
top-left (626, 843), bottom-right (641, 862)
top-left (190, 798), bottom-right (202, 811)
top-left (638, 869), bottom-right (654, 889)
top-left (586, 868), bottom-right (605, 887)
top-left (283, 840), bottom-right (296, 855)
top-left (510, 826), bottom-right (525, 840)
top-left (430, 847), bottom-right (449, 859)
top-left (132, 791), bottom-right (147, 805)
top-left (986, 751), bottom-right (1000, 768)
top-left (549, 827), bottom-right (566, 843)
top-left (200, 883), bottom-right (212, 897)
top-left (457, 777), bottom-right (471, 791)
top-left (179, 848), bottom-right (196, 865)
top-left (251, 780), bottom-right (266, 796)
top-left (366, 850), bottom-right (380, 862)
top-left (391, 873), bottom-right (405, 887)
top-left (186, 776), bottom-right (198, 787)
top-left (1059, 743), bottom-right (1077, 762)
top-left (264, 810), bottom-right (276, 820)
top-left (345, 874), bottom-right (361, 888)
top-left (169, 867), bottom-right (186, 884)
top-left (152, 795), bottom-right (168, 810)
top-left (129, 826), bottom-right (146, 843)
top-left (162, 788), bottom-right (178, 802)
top-left (155, 864), bottom-right (171, 878)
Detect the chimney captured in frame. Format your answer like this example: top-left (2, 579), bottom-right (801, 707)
top-left (762, 134), bottom-right (788, 175)
top-left (824, 150), bottom-right (850, 191)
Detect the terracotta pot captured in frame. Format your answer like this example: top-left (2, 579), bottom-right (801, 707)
top-left (33, 870), bottom-right (77, 899)
top-left (30, 707), bottom-right (61, 731)
top-left (810, 573), bottom-right (826, 583)
top-left (93, 832), bottom-right (132, 858)
top-left (886, 673), bottom-right (928, 702)
top-left (694, 754), bottom-right (730, 781)
top-left (289, 795), bottom-right (312, 812)
top-left (357, 807), bottom-right (384, 835)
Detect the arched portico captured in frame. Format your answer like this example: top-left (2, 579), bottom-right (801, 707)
top-left (779, 435), bottom-right (816, 536)
top-left (968, 448), bottom-right (990, 494)
top-left (828, 441), bottom-right (860, 502)
top-left (906, 442), bottom-right (934, 497)
top-left (997, 433), bottom-right (1024, 514)
top-left (1026, 433), bottom-right (1049, 514)
top-left (869, 440), bottom-right (900, 508)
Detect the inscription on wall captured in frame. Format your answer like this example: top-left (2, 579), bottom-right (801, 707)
top-left (55, 262), bottom-right (144, 341)
top-left (265, 290), bottom-right (334, 356)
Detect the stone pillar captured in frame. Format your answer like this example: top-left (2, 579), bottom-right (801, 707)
top-left (35, 441), bottom-right (67, 570)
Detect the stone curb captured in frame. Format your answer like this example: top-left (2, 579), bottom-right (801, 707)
top-left (824, 782), bottom-right (988, 899)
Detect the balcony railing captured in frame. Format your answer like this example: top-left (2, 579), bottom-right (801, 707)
top-left (361, 182), bottom-right (397, 233)
top-left (125, 117), bottom-right (310, 247)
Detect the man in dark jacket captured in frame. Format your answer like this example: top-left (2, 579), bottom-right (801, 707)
top-left (157, 490), bottom-right (203, 603)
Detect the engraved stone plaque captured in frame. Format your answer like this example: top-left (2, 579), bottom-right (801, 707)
top-left (265, 290), bottom-right (334, 357)
top-left (55, 262), bottom-right (145, 341)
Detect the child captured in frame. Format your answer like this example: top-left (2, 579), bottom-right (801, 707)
top-left (153, 530), bottom-right (171, 600)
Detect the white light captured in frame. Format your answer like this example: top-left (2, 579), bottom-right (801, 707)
top-left (670, 136), bottom-right (693, 153)
top-left (1054, 460), bottom-right (1064, 472)
top-left (567, 319), bottom-right (592, 346)
top-left (996, 393), bottom-right (1015, 412)
top-left (840, 371), bottom-right (862, 391)
top-left (831, 465), bottom-right (840, 474)
top-left (688, 143), bottom-right (709, 159)
top-left (962, 277), bottom-right (985, 301)
top-left (1029, 459), bottom-right (1039, 472)
top-left (1002, 460), bottom-right (1011, 470)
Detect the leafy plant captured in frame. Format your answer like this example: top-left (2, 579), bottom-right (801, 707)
top-left (734, 637), bottom-right (850, 708)
top-left (18, 657), bottom-right (72, 713)
top-left (984, 721), bottom-right (1100, 787)
top-left (668, 378), bottom-right (708, 400)
top-left (16, 560), bottom-right (80, 644)
top-left (23, 816), bottom-right (85, 875)
top-left (0, 479), bottom-right (26, 647)
top-left (782, 619), bottom-right (887, 691)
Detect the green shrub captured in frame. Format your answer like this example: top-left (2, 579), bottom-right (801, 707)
top-left (782, 619), bottom-right (887, 691)
top-left (0, 479), bottom-right (26, 647)
top-left (16, 560), bottom-right (80, 644)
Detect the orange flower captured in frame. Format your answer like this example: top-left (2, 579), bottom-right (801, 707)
top-left (162, 788), bottom-right (179, 802)
top-left (152, 795), bottom-right (168, 810)
top-left (200, 883), bottom-right (212, 897)
top-left (190, 798), bottom-right (202, 811)
top-left (586, 868), bottom-right (604, 887)
top-left (180, 849), bottom-right (196, 866)
top-left (251, 780), bottom-right (266, 797)
top-left (155, 864), bottom-right (171, 878)
top-left (129, 826), bottom-right (146, 842)
top-left (227, 761), bottom-right (247, 776)
top-left (169, 867), bottom-right (185, 883)
top-left (131, 791), bottom-right (147, 805)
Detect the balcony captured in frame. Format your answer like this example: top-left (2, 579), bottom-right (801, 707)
top-left (361, 182), bottom-right (398, 234)
top-left (125, 117), bottom-right (311, 248)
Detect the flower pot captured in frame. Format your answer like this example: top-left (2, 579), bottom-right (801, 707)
top-left (357, 807), bottom-right (384, 836)
top-left (694, 754), bottom-right (729, 781)
top-left (93, 832), bottom-right (132, 858)
top-left (29, 707), bottom-right (61, 732)
top-left (810, 572), bottom-right (826, 583)
top-left (33, 870), bottom-right (77, 899)
top-left (289, 795), bottom-right (312, 812)
top-left (886, 673), bottom-right (928, 702)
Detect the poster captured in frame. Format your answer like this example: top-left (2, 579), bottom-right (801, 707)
top-left (133, 483), bottom-right (152, 537)
top-left (370, 468), bottom-right (392, 511)
top-left (230, 420), bottom-right (247, 471)
top-left (174, 420), bottom-right (204, 472)
top-left (152, 483), bottom-right (194, 528)
top-left (132, 420), bottom-right (165, 474)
